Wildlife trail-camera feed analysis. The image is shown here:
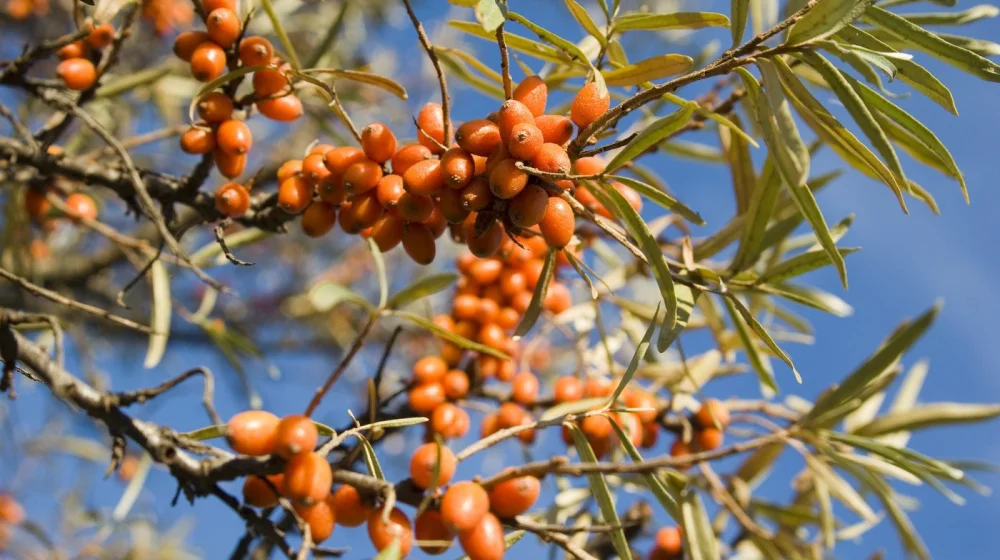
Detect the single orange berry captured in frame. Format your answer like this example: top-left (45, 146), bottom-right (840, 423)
top-left (391, 143), bottom-right (432, 176)
top-left (441, 147), bottom-right (476, 189)
top-left (402, 222), bottom-right (436, 265)
top-left (278, 175), bottom-right (313, 214)
top-left (361, 122), bottom-right (397, 163)
top-left (695, 427), bottom-right (724, 451)
top-left (457, 511), bottom-right (505, 560)
top-left (642, 421), bottom-right (660, 449)
top-left (24, 188), bottom-right (50, 220)
top-left (397, 191), bottom-right (435, 223)
top-left (86, 22), bottom-right (115, 49)
top-left (226, 410), bottom-right (279, 456)
top-left (257, 94), bottom-right (303, 121)
top-left (375, 174), bottom-right (405, 208)
top-left (203, 0), bottom-right (237, 11)
top-left (488, 475), bottom-right (540, 518)
top-left (283, 452), bottom-right (332, 506)
top-left (497, 402), bottom-right (527, 429)
top-left (553, 376), bottom-right (583, 403)
top-left (173, 30), bottom-right (209, 61)
top-left (323, 146), bottom-right (367, 177)
top-left (301, 153), bottom-right (331, 185)
top-left (461, 178), bottom-right (493, 212)
top-left (180, 127), bottom-right (216, 154)
top-left (455, 119), bottom-right (501, 157)
top-left (409, 442), bottom-right (457, 489)
top-left (252, 66), bottom-right (289, 97)
top-left (214, 149), bottom-right (247, 179)
top-left (497, 100), bottom-right (536, 146)
top-left (539, 196), bottom-right (574, 249)
top-left (530, 143), bottom-right (571, 175)
top-left (431, 403), bottom-right (470, 439)
top-left (370, 211), bottom-right (405, 252)
top-left (622, 389), bottom-right (659, 424)
top-left (652, 526), bottom-right (684, 558)
top-left (403, 158), bottom-right (444, 196)
top-left (57, 40), bottom-right (88, 60)
top-left (694, 399), bottom-right (730, 430)
top-left (513, 75), bottom-right (548, 117)
top-left (585, 377), bottom-right (613, 398)
top-left (295, 500), bottom-right (335, 543)
top-left (488, 159), bottom-right (529, 200)
top-left (415, 510), bottom-right (454, 555)
top-left (574, 156), bottom-right (606, 175)
top-left (242, 474), bottom-right (284, 508)
top-left (57, 58), bottom-right (96, 91)
top-left (368, 507), bottom-right (413, 557)
top-left (507, 122), bottom-right (544, 161)
top-left (197, 92), bottom-right (234, 123)
top-left (466, 220), bottom-right (505, 260)
top-left (417, 102), bottom-right (446, 153)
top-left (437, 187), bottom-right (470, 224)
top-left (507, 184), bottom-right (548, 228)
top-left (342, 160), bottom-right (383, 194)
top-left (206, 8), bottom-right (242, 47)
top-left (0, 494), bottom-right (25, 526)
top-left (496, 307), bottom-right (519, 330)
top-left (534, 114), bottom-right (574, 146)
top-left (64, 192), bottom-right (97, 222)
top-left (214, 182), bottom-right (250, 217)
top-left (571, 81), bottom-right (611, 128)
top-left (414, 356), bottom-right (448, 384)
top-left (543, 281), bottom-right (571, 314)
top-left (408, 382), bottom-right (447, 415)
top-left (511, 372), bottom-right (539, 405)
top-left (273, 414), bottom-right (319, 458)
top-left (239, 36), bottom-right (274, 67)
top-left (301, 202), bottom-right (337, 237)
top-left (670, 438), bottom-right (692, 469)
top-left (480, 413), bottom-right (501, 438)
top-left (331, 485), bottom-right (371, 527)
top-left (443, 369), bottom-right (470, 399)
top-left (190, 42), bottom-right (227, 82)
top-left (440, 481), bottom-right (490, 533)
top-left (216, 119), bottom-right (252, 155)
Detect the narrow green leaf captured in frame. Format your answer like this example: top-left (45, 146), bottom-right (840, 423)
top-left (475, 0), bottom-right (507, 32)
top-left (393, 311), bottom-right (509, 359)
top-left (936, 33), bottom-right (1000, 57)
top-left (759, 247), bottom-right (860, 284)
top-left (722, 295), bottom-right (778, 393)
top-left (541, 397), bottom-right (607, 421)
top-left (757, 60), bottom-right (810, 184)
top-left (367, 238), bottom-right (388, 309)
top-left (735, 442), bottom-right (785, 488)
top-left (662, 91), bottom-right (759, 147)
top-left (813, 476), bottom-right (836, 549)
top-left (302, 69), bottom-right (408, 99)
top-left (436, 46), bottom-right (504, 84)
top-left (143, 260), bottom-right (170, 369)
top-left (566, 423), bottom-right (633, 560)
top-left (260, 0), bottom-right (301, 70)
top-left (783, 176), bottom-right (848, 288)
top-left (355, 432), bottom-right (384, 479)
top-left (730, 157), bottom-right (781, 273)
top-left (565, 0), bottom-right (606, 46)
top-left (513, 249), bottom-right (557, 338)
top-left (732, 0), bottom-right (750, 45)
top-left (903, 5), bottom-right (999, 27)
top-left (604, 105), bottom-right (695, 172)
top-left (719, 112), bottom-right (755, 215)
top-left (386, 273), bottom-right (457, 310)
top-left (608, 417), bottom-right (682, 522)
top-left (361, 417), bottom-right (429, 431)
top-left (607, 175), bottom-right (704, 225)
top-left (862, 6), bottom-right (1000, 82)
top-left (607, 39), bottom-right (629, 66)
top-left (655, 282), bottom-right (700, 352)
top-left (784, 0), bottom-right (875, 46)
top-left (728, 295), bottom-right (801, 383)
top-left (854, 403), bottom-right (1000, 437)
top-left (438, 51), bottom-right (506, 99)
top-left (681, 491), bottom-right (721, 560)
top-left (804, 452), bottom-right (879, 522)
top-left (615, 12), bottom-right (730, 31)
top-left (608, 304), bottom-right (659, 405)
top-left (448, 21), bottom-right (566, 64)
top-left (507, 12), bottom-right (592, 65)
top-left (602, 54), bottom-right (693, 86)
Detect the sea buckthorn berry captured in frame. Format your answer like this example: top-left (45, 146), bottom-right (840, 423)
top-left (417, 102), bottom-right (446, 153)
top-left (553, 376), bottom-right (583, 403)
top-left (652, 527), bottom-right (684, 559)
top-left (488, 159), bottom-right (528, 200)
top-left (642, 421), bottom-right (660, 449)
top-left (574, 156), bottom-right (606, 175)
top-left (485, 142), bottom-right (510, 176)
top-left (414, 356), bottom-right (448, 384)
top-left (468, 257), bottom-right (503, 285)
top-left (331, 485), bottom-right (370, 527)
top-left (216, 120), bottom-right (252, 155)
top-left (252, 66), bottom-right (288, 97)
top-left (206, 8), bottom-right (241, 47)
top-left (197, 92), bottom-right (234, 124)
top-left (443, 369), bottom-right (470, 399)
top-left (368, 507), bottom-right (413, 557)
top-left (275, 160), bottom-right (302, 183)
top-left (226, 410), bottom-right (279, 456)
top-left (214, 182), bottom-right (250, 217)
top-left (0, 494), bottom-right (25, 526)
top-left (431, 403), bottom-right (470, 439)
top-left (511, 290), bottom-right (532, 314)
top-left (437, 188), bottom-right (470, 224)
top-left (694, 399), bottom-right (730, 430)
top-left (539, 196), bottom-right (574, 249)
top-left (500, 271), bottom-right (527, 299)
top-left (440, 481), bottom-right (490, 533)
top-left (283, 452), bottom-right (332, 506)
top-left (454, 320), bottom-right (478, 341)
top-left (375, 174), bottom-right (405, 208)
top-left (391, 143), bottom-right (432, 176)
top-left (309, 144), bottom-right (336, 157)
top-left (581, 414), bottom-right (613, 440)
top-left (434, 314), bottom-right (456, 332)
top-left (257, 94), bottom-right (303, 121)
top-left (24, 188), bottom-right (50, 220)
top-left (403, 158), bottom-right (444, 196)
top-left (670, 438), bottom-right (692, 469)
top-left (278, 175), bottom-right (313, 214)
top-left (273, 414), bottom-right (319, 458)
top-left (86, 22), bottom-right (115, 49)
top-left (543, 281), bottom-right (571, 314)
top-left (190, 42), bottom-right (227, 82)
top-left (585, 377), bottom-right (613, 398)
top-left (370, 211), bottom-right (405, 251)
top-left (348, 192), bottom-right (384, 227)
top-left (57, 58), bottom-right (97, 90)
top-left (457, 512), bottom-right (505, 560)
top-left (323, 146), bottom-right (366, 177)
top-left (441, 341), bottom-right (463, 367)
top-left (508, 122), bottom-right (544, 161)
top-left (410, 443), bottom-right (456, 490)
top-left (466, 220), bottom-right (505, 259)
top-left (415, 510), bottom-right (454, 555)
top-left (295, 501), bottom-right (335, 543)
top-left (481, 413), bottom-right (500, 438)
top-left (427, 206), bottom-right (447, 239)
top-left (622, 389), bottom-right (658, 424)
top-left (497, 307), bottom-right (519, 330)
top-left (497, 99), bottom-right (535, 144)
top-left (530, 143), bottom-right (571, 175)
top-left (403, 222), bottom-right (437, 264)
top-left (239, 36), bottom-right (274, 67)
top-left (173, 30), bottom-right (209, 61)
top-left (513, 75), bottom-right (547, 116)
top-left (65, 192), bottom-right (98, 222)
top-left (408, 382), bottom-right (446, 414)
top-left (301, 153), bottom-right (331, 184)
top-left (478, 355), bottom-right (500, 378)
top-left (301, 202), bottom-right (337, 237)
top-left (57, 41), bottom-right (87, 60)
top-left (521, 258), bottom-right (544, 290)
top-left (512, 372), bottom-right (540, 405)
top-left (242, 474), bottom-right (284, 508)
top-left (361, 122), bottom-right (397, 163)
top-left (571, 81), bottom-right (611, 128)
top-left (203, 0), bottom-right (237, 11)
top-left (507, 184), bottom-right (549, 228)
top-left (441, 147), bottom-right (475, 189)
top-left (498, 402), bottom-right (527, 429)
top-left (456, 119), bottom-right (501, 157)
top-left (614, 181), bottom-right (643, 212)
top-left (342, 160), bottom-right (383, 194)
top-left (488, 475), bottom-right (540, 518)
top-left (452, 294), bottom-right (480, 321)
top-left (695, 427), bottom-right (724, 451)
top-left (397, 191), bottom-right (435, 223)
top-left (461, 178), bottom-right (493, 212)
top-left (532, 114), bottom-right (572, 146)
top-left (612, 411), bottom-right (644, 447)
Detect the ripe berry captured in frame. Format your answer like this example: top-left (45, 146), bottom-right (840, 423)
top-left (277, 159), bottom-right (303, 182)
top-left (497, 402), bottom-right (527, 429)
top-left (206, 8), bottom-right (241, 47)
top-left (622, 389), bottom-right (659, 424)
top-left (283, 452), bottom-right (332, 506)
top-left (215, 182), bottom-right (250, 217)
top-left (374, 174), bottom-right (405, 208)
top-left (417, 102), bottom-right (446, 153)
top-left (415, 510), bottom-right (454, 555)
top-left (488, 159), bottom-right (528, 200)
top-left (466, 220), bottom-right (505, 259)
top-left (457, 511), bottom-right (505, 560)
top-left (513, 75), bottom-right (547, 117)
top-left (507, 184), bottom-right (548, 228)
top-left (539, 196), bottom-right (574, 249)
top-left (409, 442), bottom-right (457, 489)
top-left (0, 494), bottom-right (25, 526)
top-left (488, 475), bottom-right (540, 518)
top-left (278, 175), bottom-right (313, 214)
top-left (342, 160), bottom-right (383, 194)
top-left (530, 143), bottom-right (571, 175)
top-left (695, 428), bottom-right (724, 451)
top-left (616, 182), bottom-right (643, 212)
top-left (331, 485), bottom-right (371, 527)
top-left (456, 119), bottom-right (501, 156)
top-left (694, 399), bottom-right (730, 430)
top-left (642, 421), bottom-right (660, 449)
top-left (408, 382), bottom-right (447, 415)
top-left (403, 158), bottom-right (444, 196)
top-left (190, 42), bottom-right (227, 82)
top-left (585, 377), bottom-right (613, 397)
top-left (216, 120), bottom-right (252, 155)
top-left (197, 92), bottom-right (234, 123)
top-left (440, 481), bottom-right (490, 533)
top-left (301, 153), bottom-right (331, 184)
top-left (414, 356), bottom-right (448, 384)
top-left (397, 192), bottom-right (435, 223)
top-left (571, 81), bottom-right (611, 128)
top-left (361, 122), bottom-right (397, 163)
top-left (511, 372), bottom-right (539, 405)
top-left (213, 149), bottom-right (246, 179)
top-left (496, 307), bottom-right (519, 330)
top-left (273, 414), bottom-right (319, 458)
top-left (64, 192), bottom-right (98, 222)
top-left (461, 178), bottom-right (493, 211)
top-left (581, 414), bottom-right (613, 442)
top-left (441, 147), bottom-right (475, 189)
top-left (257, 95), bottom-right (303, 121)
top-left (173, 30), bottom-right (209, 61)
top-left (368, 507), bottom-right (413, 557)
top-left (574, 156), bottom-right (606, 175)
top-left (403, 222), bottom-right (437, 264)
top-left (301, 202), bottom-right (337, 237)
top-left (57, 41), bottom-right (87, 60)
top-left (24, 188), bottom-right (50, 220)
top-left (242, 474), bottom-right (284, 508)
top-left (392, 143), bottom-right (432, 176)
top-left (480, 413), bottom-right (501, 438)
top-left (652, 526), bottom-right (684, 559)
top-left (57, 58), bottom-right (97, 91)
top-left (438, 188), bottom-right (470, 224)
top-left (323, 146), bottom-right (366, 178)
top-left (497, 99), bottom-right (535, 145)
top-left (534, 114), bottom-right (574, 146)
top-left (543, 281), bottom-right (571, 314)
top-left (295, 500), bottom-right (335, 543)
top-left (370, 211), bottom-right (405, 251)
top-left (226, 410), bottom-right (279, 456)
top-left (253, 66), bottom-right (288, 97)
top-left (443, 369), bottom-right (470, 399)
top-left (431, 403), bottom-right (470, 439)
top-left (508, 123), bottom-right (544, 161)
top-left (239, 36), bottom-right (274, 67)
top-left (553, 376), bottom-right (583, 403)
top-left (203, 0), bottom-right (237, 11)
top-left (86, 22), bottom-right (115, 49)
top-left (670, 438), bottom-right (692, 469)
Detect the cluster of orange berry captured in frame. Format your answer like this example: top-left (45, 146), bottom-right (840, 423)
top-left (141, 0), bottom-right (194, 36)
top-left (3, 0), bottom-right (47, 21)
top-left (668, 398), bottom-right (730, 464)
top-left (0, 493), bottom-right (25, 552)
top-left (53, 22), bottom-right (115, 91)
top-left (23, 145), bottom-right (99, 231)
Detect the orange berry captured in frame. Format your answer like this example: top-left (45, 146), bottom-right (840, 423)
top-left (653, 527), bottom-right (684, 558)
top-left (485, 142), bottom-right (510, 176)
top-left (539, 196), bottom-right (574, 249)
top-left (414, 356), bottom-right (448, 384)
top-left (442, 341), bottom-right (464, 367)
top-left (375, 174), bottom-right (405, 208)
top-left (437, 187), bottom-right (470, 224)
top-left (252, 66), bottom-right (288, 97)
top-left (571, 81), bottom-right (611, 128)
top-left (203, 0), bottom-right (237, 11)
top-left (275, 161), bottom-right (303, 185)
top-left (497, 402), bottom-right (527, 429)
top-left (226, 410), bottom-right (279, 456)
top-left (520, 259), bottom-right (544, 291)
top-left (622, 389), bottom-right (659, 424)
top-left (543, 281), bottom-right (571, 314)
top-left (457, 511), bottom-right (505, 560)
top-left (214, 182), bottom-right (250, 217)
top-left (273, 414), bottom-right (319, 458)
top-left (553, 376), bottom-right (583, 403)
top-left (173, 30), bottom-right (209, 61)
top-left (197, 92), bottom-right (234, 124)
top-left (488, 475), bottom-right (540, 518)
top-left (480, 413), bottom-right (501, 438)
top-left (695, 427), bottom-right (724, 451)
top-left (301, 153), bottom-right (331, 184)
top-left (417, 102), bottom-right (446, 153)
top-left (585, 377), bottom-right (613, 398)
top-left (342, 160), bottom-right (383, 194)
top-left (694, 399), bottom-right (730, 429)
top-left (295, 500), bottom-right (335, 543)
top-left (511, 290), bottom-right (533, 314)
top-left (415, 510), bottom-right (454, 555)
top-left (513, 75), bottom-right (547, 117)
top-left (349, 191), bottom-right (384, 227)
top-left (581, 414), bottom-right (613, 440)
top-left (408, 382), bottom-right (446, 415)
top-left (441, 147), bottom-right (475, 189)
top-left (496, 307), bottom-right (519, 330)
top-left (440, 481), bottom-right (490, 533)
top-left (283, 452), bottom-right (332, 506)
top-left (331, 485), bottom-right (371, 527)
top-left (370, 211), bottom-right (405, 251)
top-left (511, 372), bottom-right (539, 405)
top-left (507, 122), bottom-right (544, 161)
top-left (301, 202), bottom-right (337, 237)
top-left (466, 219), bottom-right (505, 259)
top-left (507, 184), bottom-right (548, 228)
top-left (612, 411), bottom-right (644, 447)
top-left (573, 156), bottom-right (606, 175)
top-left (206, 8), bottom-right (241, 47)
top-left (57, 40), bottom-right (88, 60)
top-left (397, 191), bottom-right (434, 223)
top-left (0, 494), bottom-right (25, 526)
top-left (468, 257), bottom-right (503, 284)
top-left (402, 222), bottom-right (436, 264)
top-left (443, 369), bottom-right (470, 399)
top-left (426, 206), bottom-right (447, 239)
top-left (452, 294), bottom-right (480, 321)
top-left (310, 144), bottom-right (336, 157)
top-left (642, 421), bottom-right (660, 449)
top-left (410, 442), bottom-right (457, 489)
top-left (391, 143), bottom-right (432, 176)
top-left (190, 42), bottom-right (227, 82)
top-left (361, 122), bottom-right (397, 163)
top-left (24, 188), bottom-right (50, 220)
top-left (670, 438), bottom-right (692, 469)
top-left (323, 146), bottom-right (366, 177)
top-left (461, 178), bottom-right (493, 211)
top-left (239, 36), bottom-right (274, 67)
top-left (497, 99), bottom-right (535, 144)
top-left (64, 192), bottom-right (97, 222)
top-left (86, 22), bottom-right (115, 49)
top-left (530, 143), bottom-right (571, 175)
top-left (242, 474), bottom-right (284, 508)
top-left (403, 158), bottom-right (444, 196)
top-left (616, 182), bottom-right (643, 212)
top-left (488, 159), bottom-right (528, 200)
top-left (216, 119), bottom-right (252, 155)
top-left (431, 403), bottom-right (470, 439)
top-left (532, 115), bottom-right (571, 147)
top-left (455, 119), bottom-right (501, 157)
top-left (368, 507), bottom-right (413, 557)
top-left (57, 58), bottom-right (96, 90)
top-left (278, 175), bottom-right (313, 214)
top-left (257, 94), bottom-right (303, 121)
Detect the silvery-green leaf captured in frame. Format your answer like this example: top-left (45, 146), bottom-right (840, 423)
top-left (723, 295), bottom-right (778, 394)
top-left (260, 0), bottom-right (301, 70)
top-left (614, 12), bottom-right (730, 31)
top-left (566, 423), bottom-right (633, 560)
top-left (759, 247), bottom-right (860, 284)
top-left (903, 5), bottom-right (999, 27)
top-left (605, 105), bottom-right (695, 172)
top-left (602, 54), bottom-right (693, 86)
top-left (386, 273), bottom-right (457, 310)
top-left (609, 417), bottom-right (682, 522)
top-left (449, 21), bottom-right (566, 64)
top-left (143, 260), bottom-right (170, 369)
top-left (475, 0), bottom-right (507, 32)
top-left (732, 0), bottom-right (750, 44)
top-left (513, 249), bottom-right (556, 338)
top-left (565, 0), bottom-right (606, 46)
top-left (784, 0), bottom-right (875, 46)
top-left (853, 403), bottom-right (1000, 437)
top-left (680, 491), bottom-right (721, 560)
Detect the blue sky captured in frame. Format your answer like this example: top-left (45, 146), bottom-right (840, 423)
top-left (3, 0), bottom-right (1000, 558)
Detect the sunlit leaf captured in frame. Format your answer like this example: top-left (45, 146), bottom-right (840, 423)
top-left (143, 260), bottom-right (170, 369)
top-left (615, 12), bottom-right (730, 32)
top-left (565, 0), bottom-right (606, 46)
top-left (606, 176), bottom-right (703, 225)
top-left (602, 54), bottom-right (693, 86)
top-left (604, 104), bottom-right (695, 172)
top-left (566, 423), bottom-right (633, 560)
top-left (727, 295), bottom-right (800, 383)
top-left (784, 0), bottom-right (875, 46)
top-left (759, 247), bottom-right (860, 284)
top-left (513, 249), bottom-right (556, 338)
top-left (302, 69), bottom-right (408, 99)
top-left (902, 4), bottom-right (999, 27)
top-left (853, 403), bottom-right (1000, 437)
top-left (475, 0), bottom-right (507, 32)
top-left (680, 491), bottom-right (721, 560)
top-left (608, 303), bottom-right (659, 405)
top-left (722, 295), bottom-right (778, 394)
top-left (261, 0), bottom-right (302, 70)
top-left (386, 273), bottom-right (457, 310)
top-left (608, 417), bottom-right (682, 522)
top-left (731, 0), bottom-right (750, 44)
top-left (449, 21), bottom-right (567, 64)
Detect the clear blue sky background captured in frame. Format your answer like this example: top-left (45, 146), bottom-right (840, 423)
top-left (3, 1), bottom-right (1000, 558)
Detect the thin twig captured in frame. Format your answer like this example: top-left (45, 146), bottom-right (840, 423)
top-left (401, 0), bottom-right (451, 142)
top-left (110, 367), bottom-right (223, 427)
top-left (303, 313), bottom-right (378, 416)
top-left (215, 223), bottom-right (255, 266)
top-left (496, 24), bottom-right (512, 99)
